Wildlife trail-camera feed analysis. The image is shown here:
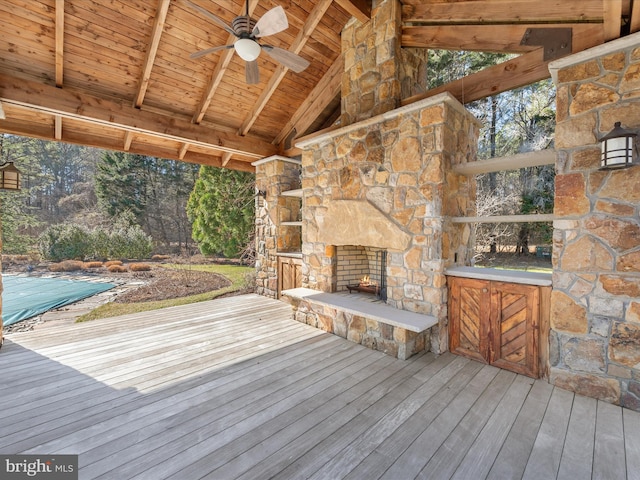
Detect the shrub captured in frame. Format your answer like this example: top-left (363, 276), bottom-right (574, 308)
top-left (129, 263), bottom-right (151, 272)
top-left (38, 224), bottom-right (92, 262)
top-left (38, 222), bottom-right (153, 263)
top-left (105, 260), bottom-right (123, 267)
top-left (84, 261), bottom-right (103, 269)
top-left (151, 254), bottom-right (171, 261)
top-left (49, 260), bottom-right (84, 272)
top-left (107, 265), bottom-right (128, 273)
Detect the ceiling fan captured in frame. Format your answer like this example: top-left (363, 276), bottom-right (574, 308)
top-left (186, 1), bottom-right (310, 84)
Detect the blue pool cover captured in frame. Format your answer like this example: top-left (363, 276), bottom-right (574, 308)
top-left (2, 275), bottom-right (116, 326)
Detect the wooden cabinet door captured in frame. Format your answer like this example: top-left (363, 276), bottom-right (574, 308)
top-left (448, 276), bottom-right (491, 364)
top-left (490, 281), bottom-right (539, 378)
top-left (448, 277), bottom-right (541, 378)
top-left (278, 257), bottom-right (302, 296)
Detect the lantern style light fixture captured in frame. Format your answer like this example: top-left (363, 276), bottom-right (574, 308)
top-left (599, 121), bottom-right (637, 169)
top-left (0, 161), bottom-right (21, 190)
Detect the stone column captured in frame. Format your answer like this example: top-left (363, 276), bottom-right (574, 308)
top-left (252, 156), bottom-right (302, 299)
top-left (549, 33), bottom-right (640, 410)
top-left (341, 0), bottom-right (430, 125)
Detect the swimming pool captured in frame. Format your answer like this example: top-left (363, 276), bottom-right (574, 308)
top-left (2, 275), bottom-right (116, 326)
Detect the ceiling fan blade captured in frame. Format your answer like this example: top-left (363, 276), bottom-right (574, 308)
top-left (261, 45), bottom-right (310, 73)
top-left (252, 6), bottom-right (288, 38)
top-left (185, 0), bottom-right (237, 37)
top-left (246, 60), bottom-right (260, 84)
top-left (190, 44), bottom-right (234, 59)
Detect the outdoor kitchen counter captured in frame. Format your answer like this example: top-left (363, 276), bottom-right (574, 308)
top-left (444, 266), bottom-right (552, 286)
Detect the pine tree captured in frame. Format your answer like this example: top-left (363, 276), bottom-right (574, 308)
top-left (187, 166), bottom-right (254, 258)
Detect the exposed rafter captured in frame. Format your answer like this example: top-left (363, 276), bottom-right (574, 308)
top-left (134, 0), bottom-right (171, 108)
top-left (335, 0), bottom-right (371, 24)
top-left (55, 0), bottom-right (64, 87)
top-left (275, 55), bottom-right (343, 148)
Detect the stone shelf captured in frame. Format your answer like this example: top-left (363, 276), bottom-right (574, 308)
top-left (281, 189), bottom-right (303, 197)
top-left (281, 221), bottom-right (302, 226)
top-left (276, 252), bottom-right (302, 258)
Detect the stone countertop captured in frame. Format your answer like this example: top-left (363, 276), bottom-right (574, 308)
top-left (444, 266), bottom-right (552, 286)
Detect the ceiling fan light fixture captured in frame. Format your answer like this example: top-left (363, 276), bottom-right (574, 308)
top-left (234, 38), bottom-right (261, 61)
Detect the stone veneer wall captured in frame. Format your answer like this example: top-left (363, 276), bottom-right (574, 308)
top-left (550, 34), bottom-right (640, 410)
top-left (253, 156), bottom-right (302, 299)
top-left (341, 0), bottom-right (402, 124)
top-left (297, 93), bottom-right (479, 353)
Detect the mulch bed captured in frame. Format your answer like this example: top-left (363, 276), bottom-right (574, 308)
top-left (113, 268), bottom-right (231, 303)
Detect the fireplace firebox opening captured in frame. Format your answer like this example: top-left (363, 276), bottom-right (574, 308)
top-left (336, 245), bottom-right (387, 302)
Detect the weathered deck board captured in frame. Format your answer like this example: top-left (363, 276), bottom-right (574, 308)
top-left (625, 408), bottom-right (640, 480)
top-left (594, 400), bottom-right (627, 480)
top-left (1, 293), bottom-right (637, 479)
top-left (521, 387), bottom-right (574, 480)
top-left (557, 395), bottom-right (597, 480)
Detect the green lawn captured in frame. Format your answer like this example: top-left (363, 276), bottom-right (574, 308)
top-left (76, 263), bottom-right (253, 322)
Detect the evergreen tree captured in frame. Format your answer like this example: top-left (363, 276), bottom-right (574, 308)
top-left (95, 151), bottom-right (148, 220)
top-left (94, 151), bottom-right (198, 249)
top-left (187, 166), bottom-right (254, 258)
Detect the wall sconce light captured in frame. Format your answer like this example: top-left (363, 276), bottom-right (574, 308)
top-left (0, 161), bottom-right (21, 190)
top-left (599, 122), bottom-right (637, 170)
top-left (256, 189), bottom-right (267, 198)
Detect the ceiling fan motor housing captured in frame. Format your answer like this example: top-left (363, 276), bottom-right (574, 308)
top-left (232, 16), bottom-right (257, 37)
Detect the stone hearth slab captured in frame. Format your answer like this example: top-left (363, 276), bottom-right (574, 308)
top-left (281, 287), bottom-right (437, 333)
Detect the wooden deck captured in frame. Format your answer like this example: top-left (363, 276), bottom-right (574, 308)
top-left (2, 294), bottom-right (638, 480)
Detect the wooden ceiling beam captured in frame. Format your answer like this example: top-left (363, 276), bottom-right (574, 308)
top-left (334, 0), bottom-right (371, 24)
top-left (402, 48), bottom-right (549, 106)
top-left (134, 0), bottom-right (171, 108)
top-left (0, 117), bottom-right (255, 173)
top-left (55, 0), bottom-right (64, 87)
top-left (402, 24), bottom-right (605, 53)
top-left (0, 72), bottom-right (278, 159)
top-left (402, 0), bottom-right (605, 24)
top-left (404, 25), bottom-right (536, 53)
top-left (275, 55), bottom-right (343, 147)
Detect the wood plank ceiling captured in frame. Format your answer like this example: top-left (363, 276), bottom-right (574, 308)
top-left (0, 0), bottom-right (637, 172)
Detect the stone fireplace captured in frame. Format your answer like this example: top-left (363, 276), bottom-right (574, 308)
top-left (294, 92), bottom-right (480, 354)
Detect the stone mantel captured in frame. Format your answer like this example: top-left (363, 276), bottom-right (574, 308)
top-left (295, 92), bottom-right (481, 150)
